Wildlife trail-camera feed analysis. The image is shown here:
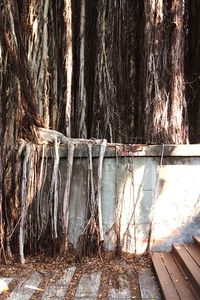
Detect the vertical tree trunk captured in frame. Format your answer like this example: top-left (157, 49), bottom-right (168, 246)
top-left (0, 0), bottom-right (194, 262)
top-left (64, 0), bottom-right (73, 137)
top-left (92, 0), bottom-right (142, 143)
top-left (0, 0), bottom-right (74, 259)
top-left (92, 0), bottom-right (115, 142)
top-left (0, 39), bottom-right (4, 261)
top-left (185, 0), bottom-right (200, 143)
top-left (143, 0), bottom-right (188, 144)
top-left (77, 0), bottom-right (87, 138)
top-left (0, 0), bottom-right (24, 257)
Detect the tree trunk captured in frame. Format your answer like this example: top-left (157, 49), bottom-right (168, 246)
top-left (185, 0), bottom-right (200, 143)
top-left (91, 0), bottom-right (143, 143)
top-left (0, 0), bottom-right (195, 262)
top-left (64, 0), bottom-right (73, 137)
top-left (77, 0), bottom-right (87, 138)
top-left (0, 0), bottom-right (74, 259)
top-left (143, 0), bottom-right (188, 144)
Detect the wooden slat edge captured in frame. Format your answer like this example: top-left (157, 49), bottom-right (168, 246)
top-left (151, 253), bottom-right (179, 300)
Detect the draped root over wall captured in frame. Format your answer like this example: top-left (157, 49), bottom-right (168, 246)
top-left (1, 0), bottom-right (198, 263)
top-left (8, 128), bottom-right (110, 264)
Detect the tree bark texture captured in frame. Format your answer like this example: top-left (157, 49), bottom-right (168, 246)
top-left (91, 0), bottom-right (143, 143)
top-left (142, 0), bottom-right (188, 144)
top-left (0, 0), bottom-right (198, 261)
top-left (185, 0), bottom-right (200, 142)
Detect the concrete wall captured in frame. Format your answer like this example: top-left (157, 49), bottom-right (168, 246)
top-left (55, 145), bottom-right (200, 253)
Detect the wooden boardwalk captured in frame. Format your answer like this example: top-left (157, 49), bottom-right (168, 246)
top-left (152, 236), bottom-right (200, 300)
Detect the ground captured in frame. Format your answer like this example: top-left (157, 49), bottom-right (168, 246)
top-left (0, 252), bottom-right (153, 299)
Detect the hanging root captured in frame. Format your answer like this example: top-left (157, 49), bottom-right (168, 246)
top-left (19, 143), bottom-right (31, 264)
top-left (37, 143), bottom-right (47, 240)
top-left (114, 147), bottom-right (122, 257)
top-left (76, 139), bottom-right (107, 260)
top-left (48, 137), bottom-right (60, 240)
top-left (38, 127), bottom-right (105, 146)
top-left (76, 143), bottom-right (98, 259)
top-left (16, 127), bottom-right (108, 262)
top-left (61, 141), bottom-right (75, 253)
top-left (96, 139), bottom-right (107, 242)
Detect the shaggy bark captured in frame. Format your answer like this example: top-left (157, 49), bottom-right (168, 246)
top-left (185, 0), bottom-right (200, 143)
top-left (0, 41), bottom-right (5, 261)
top-left (143, 0), bottom-right (188, 143)
top-left (0, 0), bottom-right (74, 260)
top-left (64, 0), bottom-right (73, 137)
top-left (92, 0), bottom-right (142, 143)
top-left (0, 1), bottom-right (23, 258)
top-left (77, 0), bottom-right (87, 138)
top-left (0, 0), bottom-right (195, 262)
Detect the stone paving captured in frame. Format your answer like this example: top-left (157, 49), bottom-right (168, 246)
top-left (0, 269), bottom-right (133, 299)
top-left (0, 266), bottom-right (161, 299)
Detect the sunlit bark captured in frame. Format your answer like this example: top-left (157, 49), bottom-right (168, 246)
top-left (143, 0), bottom-right (188, 143)
top-left (0, 0), bottom-right (194, 262)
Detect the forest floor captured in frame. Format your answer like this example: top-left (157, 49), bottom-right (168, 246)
top-left (0, 252), bottom-right (157, 299)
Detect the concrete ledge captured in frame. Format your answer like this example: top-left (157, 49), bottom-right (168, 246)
top-left (45, 144), bottom-right (200, 158)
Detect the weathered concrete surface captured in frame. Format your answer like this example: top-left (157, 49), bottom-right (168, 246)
top-left (151, 158), bottom-right (200, 251)
top-left (42, 267), bottom-right (76, 300)
top-left (49, 144), bottom-right (200, 158)
top-left (74, 272), bottom-right (101, 299)
top-left (102, 158), bottom-right (117, 251)
top-left (0, 268), bottom-right (139, 299)
top-left (138, 268), bottom-right (162, 299)
top-left (7, 272), bottom-right (43, 300)
top-left (66, 159), bottom-right (88, 247)
top-left (45, 144), bottom-right (200, 253)
top-left (108, 277), bottom-right (131, 300)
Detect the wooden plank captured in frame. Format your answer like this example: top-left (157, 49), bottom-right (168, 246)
top-left (74, 272), bottom-right (101, 300)
top-left (173, 243), bottom-right (200, 297)
top-left (42, 267), bottom-right (76, 300)
top-left (0, 278), bottom-right (13, 294)
top-left (108, 277), bottom-right (131, 300)
top-left (193, 236), bottom-right (200, 250)
top-left (138, 268), bottom-right (162, 300)
top-left (161, 252), bottom-right (195, 300)
top-left (151, 252), bottom-right (180, 300)
top-left (172, 253), bottom-right (199, 300)
top-left (183, 244), bottom-right (200, 268)
top-left (7, 272), bottom-right (43, 300)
